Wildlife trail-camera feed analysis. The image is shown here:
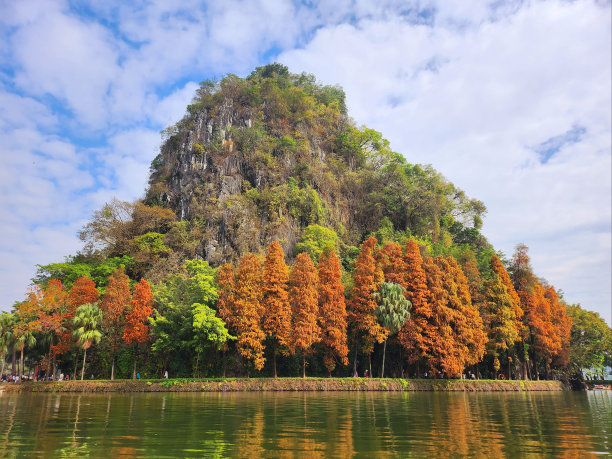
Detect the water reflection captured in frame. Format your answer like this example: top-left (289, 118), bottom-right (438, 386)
top-left (0, 390), bottom-right (609, 456)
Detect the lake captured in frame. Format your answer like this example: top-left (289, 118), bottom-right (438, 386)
top-left (0, 390), bottom-right (610, 457)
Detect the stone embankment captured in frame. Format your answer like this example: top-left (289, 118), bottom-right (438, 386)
top-left (0, 378), bottom-right (567, 393)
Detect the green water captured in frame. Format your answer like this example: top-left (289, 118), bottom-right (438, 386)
top-left (0, 390), bottom-right (609, 457)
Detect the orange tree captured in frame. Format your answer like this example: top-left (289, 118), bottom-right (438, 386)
top-left (375, 242), bottom-right (406, 286)
top-left (438, 256), bottom-right (486, 376)
top-left (347, 237), bottom-right (387, 376)
top-left (233, 254), bottom-right (266, 373)
top-left (397, 239), bottom-right (433, 375)
top-left (13, 287), bottom-right (43, 381)
top-left (38, 279), bottom-right (70, 377)
top-left (123, 279), bottom-right (153, 379)
top-left (290, 252), bottom-right (321, 378)
top-left (64, 277), bottom-right (99, 377)
top-left (544, 285), bottom-right (572, 373)
top-left (100, 267), bottom-right (131, 379)
top-left (261, 241), bottom-right (292, 377)
top-left (318, 249), bottom-right (349, 375)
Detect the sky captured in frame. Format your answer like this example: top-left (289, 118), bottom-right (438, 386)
top-left (0, 0), bottom-right (610, 325)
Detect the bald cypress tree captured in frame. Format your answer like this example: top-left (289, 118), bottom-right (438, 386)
top-left (348, 237), bottom-right (387, 376)
top-left (318, 249), bottom-right (349, 375)
top-left (261, 241), bottom-right (292, 377)
top-left (233, 254), bottom-right (266, 373)
top-left (398, 239), bottom-right (432, 374)
top-left (290, 253), bottom-right (320, 378)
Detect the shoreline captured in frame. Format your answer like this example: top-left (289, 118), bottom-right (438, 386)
top-left (0, 378), bottom-right (568, 393)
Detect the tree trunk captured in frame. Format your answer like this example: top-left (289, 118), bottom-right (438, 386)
top-left (352, 339), bottom-right (358, 375)
top-left (110, 355), bottom-right (115, 380)
top-left (368, 353), bottom-right (372, 378)
top-left (73, 351), bottom-right (79, 380)
top-left (47, 345), bottom-right (53, 381)
top-left (0, 354), bottom-right (5, 379)
top-left (194, 350), bottom-right (200, 378)
top-left (222, 350), bottom-right (227, 378)
top-left (81, 348), bottom-right (87, 381)
top-left (19, 347), bottom-right (24, 382)
top-left (381, 339), bottom-right (387, 379)
top-left (133, 351), bottom-right (137, 380)
top-left (12, 349), bottom-right (16, 375)
top-left (273, 346), bottom-right (278, 378)
top-left (302, 354), bottom-right (306, 379)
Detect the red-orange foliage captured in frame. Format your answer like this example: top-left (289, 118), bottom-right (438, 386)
top-left (375, 242), bottom-right (406, 286)
top-left (101, 268), bottom-right (131, 377)
top-left (525, 283), bottom-right (559, 370)
top-left (233, 254), bottom-right (266, 371)
top-left (290, 252), bottom-right (320, 377)
top-left (318, 250), bottom-right (349, 373)
top-left (123, 279), bottom-right (153, 344)
top-left (521, 281), bottom-right (571, 373)
top-left (439, 257), bottom-right (486, 370)
top-left (397, 239), bottom-right (432, 363)
top-left (545, 286), bottom-right (572, 368)
top-left (420, 256), bottom-right (450, 374)
top-left (14, 286), bottom-right (44, 348)
top-left (37, 280), bottom-right (73, 359)
top-left (39, 279), bottom-right (69, 335)
top-left (68, 277), bottom-right (99, 315)
top-left (56, 277), bottom-right (101, 356)
top-left (261, 242), bottom-right (292, 354)
top-left (216, 263), bottom-right (236, 330)
top-left (348, 237), bottom-right (387, 355)
top-left (101, 268), bottom-right (131, 325)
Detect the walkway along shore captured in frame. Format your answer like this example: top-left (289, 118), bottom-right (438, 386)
top-left (0, 378), bottom-right (567, 393)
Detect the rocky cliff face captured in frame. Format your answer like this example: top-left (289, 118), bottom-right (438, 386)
top-left (147, 71), bottom-right (347, 265)
top-left (145, 65), bottom-right (486, 267)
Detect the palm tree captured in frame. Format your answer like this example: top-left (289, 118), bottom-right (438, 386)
top-left (72, 304), bottom-right (103, 381)
top-left (15, 330), bottom-right (36, 382)
top-left (375, 282), bottom-right (412, 378)
top-left (0, 312), bottom-right (16, 378)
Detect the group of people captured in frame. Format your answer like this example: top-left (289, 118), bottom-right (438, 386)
top-left (1, 374), bottom-right (28, 383)
top-left (352, 370), bottom-right (370, 378)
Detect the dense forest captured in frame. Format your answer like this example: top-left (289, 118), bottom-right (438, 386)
top-left (1, 65), bottom-right (610, 383)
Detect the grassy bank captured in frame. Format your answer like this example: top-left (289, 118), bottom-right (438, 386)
top-left (0, 378), bottom-right (567, 393)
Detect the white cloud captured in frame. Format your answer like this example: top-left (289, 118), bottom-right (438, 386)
top-left (0, 0), bottom-right (609, 328)
top-left (11, 8), bottom-right (119, 127)
top-left (280, 0), bottom-right (611, 323)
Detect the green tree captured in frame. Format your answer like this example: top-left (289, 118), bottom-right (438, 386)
top-left (0, 312), bottom-right (16, 378)
top-left (566, 304), bottom-right (612, 378)
top-left (72, 303), bottom-right (104, 380)
top-left (294, 225), bottom-right (339, 262)
top-left (192, 303), bottom-right (235, 376)
top-left (374, 282), bottom-right (411, 378)
top-left (150, 260), bottom-right (218, 376)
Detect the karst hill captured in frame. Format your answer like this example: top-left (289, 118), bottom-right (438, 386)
top-left (141, 63), bottom-right (487, 274)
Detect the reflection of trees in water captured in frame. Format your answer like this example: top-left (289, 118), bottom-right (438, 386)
top-left (0, 392), bottom-right (609, 456)
top-left (0, 396), bottom-right (17, 456)
top-left (231, 395), bottom-right (265, 458)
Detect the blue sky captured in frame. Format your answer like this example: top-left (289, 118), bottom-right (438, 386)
top-left (0, 0), bottom-right (610, 324)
